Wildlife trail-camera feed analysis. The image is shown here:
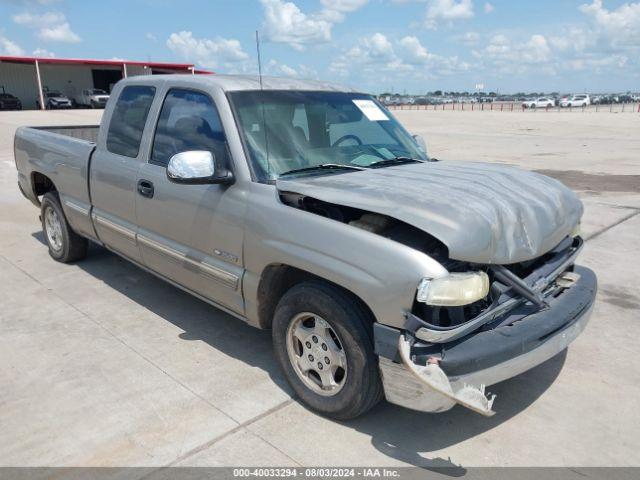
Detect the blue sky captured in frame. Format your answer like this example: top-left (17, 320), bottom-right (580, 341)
top-left (1, 0), bottom-right (639, 93)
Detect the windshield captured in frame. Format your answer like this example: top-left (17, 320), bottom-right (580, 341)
top-left (46, 92), bottom-right (63, 97)
top-left (229, 90), bottom-right (427, 181)
top-left (90, 89), bottom-right (107, 95)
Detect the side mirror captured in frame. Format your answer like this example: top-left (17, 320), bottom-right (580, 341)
top-left (412, 134), bottom-right (428, 156)
top-left (166, 150), bottom-right (234, 185)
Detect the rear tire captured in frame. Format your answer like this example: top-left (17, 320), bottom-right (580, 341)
top-left (41, 192), bottom-right (88, 263)
top-left (272, 281), bottom-right (383, 420)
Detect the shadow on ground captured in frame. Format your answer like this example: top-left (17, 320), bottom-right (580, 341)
top-left (33, 234), bottom-right (566, 470)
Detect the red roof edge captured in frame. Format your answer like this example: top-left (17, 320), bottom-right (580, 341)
top-left (0, 55), bottom-right (213, 73)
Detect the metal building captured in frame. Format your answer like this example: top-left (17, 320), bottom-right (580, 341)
top-left (0, 56), bottom-right (210, 110)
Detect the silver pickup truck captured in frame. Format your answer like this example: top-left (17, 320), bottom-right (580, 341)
top-left (15, 75), bottom-right (596, 419)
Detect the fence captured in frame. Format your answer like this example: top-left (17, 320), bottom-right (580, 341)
top-left (386, 102), bottom-right (640, 113)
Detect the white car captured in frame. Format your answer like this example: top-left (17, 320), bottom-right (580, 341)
top-left (76, 88), bottom-right (110, 109)
top-left (522, 97), bottom-right (555, 109)
top-left (561, 94), bottom-right (590, 108)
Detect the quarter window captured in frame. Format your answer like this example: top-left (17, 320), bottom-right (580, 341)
top-left (106, 86), bottom-right (155, 158)
top-left (151, 89), bottom-right (227, 167)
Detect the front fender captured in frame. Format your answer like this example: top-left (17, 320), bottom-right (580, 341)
top-left (242, 183), bottom-right (447, 329)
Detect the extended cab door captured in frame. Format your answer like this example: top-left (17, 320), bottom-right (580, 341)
top-left (90, 85), bottom-right (156, 262)
top-left (135, 88), bottom-right (246, 314)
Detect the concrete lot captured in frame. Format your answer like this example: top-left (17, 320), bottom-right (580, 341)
top-left (0, 109), bottom-right (639, 468)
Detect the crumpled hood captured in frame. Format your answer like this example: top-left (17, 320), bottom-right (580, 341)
top-left (276, 161), bottom-right (583, 264)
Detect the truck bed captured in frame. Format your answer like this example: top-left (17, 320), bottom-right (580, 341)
top-left (14, 125), bottom-right (99, 240)
top-left (31, 125), bottom-right (100, 143)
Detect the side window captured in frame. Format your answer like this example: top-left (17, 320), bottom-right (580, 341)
top-left (106, 85), bottom-right (156, 158)
top-left (151, 89), bottom-right (227, 167)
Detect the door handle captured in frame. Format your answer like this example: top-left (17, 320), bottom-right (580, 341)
top-left (137, 179), bottom-right (154, 198)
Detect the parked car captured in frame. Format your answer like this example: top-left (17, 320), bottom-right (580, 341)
top-left (561, 94), bottom-right (590, 108)
top-left (522, 97), bottom-right (554, 109)
top-left (14, 75), bottom-right (596, 419)
top-left (37, 90), bottom-right (73, 110)
top-left (75, 88), bottom-right (110, 109)
top-left (0, 92), bottom-right (22, 110)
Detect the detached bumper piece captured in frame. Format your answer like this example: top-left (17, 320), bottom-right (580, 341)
top-left (397, 334), bottom-right (496, 416)
top-left (378, 265), bottom-right (597, 416)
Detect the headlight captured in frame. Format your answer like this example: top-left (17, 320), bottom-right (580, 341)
top-left (417, 272), bottom-right (490, 307)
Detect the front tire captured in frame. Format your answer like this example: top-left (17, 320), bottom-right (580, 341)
top-left (272, 281), bottom-right (383, 420)
top-left (41, 192), bottom-right (88, 263)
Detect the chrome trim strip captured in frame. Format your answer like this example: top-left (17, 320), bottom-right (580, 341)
top-left (93, 214), bottom-right (137, 243)
top-left (64, 199), bottom-right (89, 216)
top-left (199, 261), bottom-right (239, 289)
top-left (137, 234), bottom-right (181, 260)
top-left (137, 234), bottom-right (238, 289)
top-left (416, 243), bottom-right (584, 344)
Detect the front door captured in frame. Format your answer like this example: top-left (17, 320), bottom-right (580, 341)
top-left (135, 88), bottom-right (245, 314)
top-left (90, 85), bottom-right (156, 263)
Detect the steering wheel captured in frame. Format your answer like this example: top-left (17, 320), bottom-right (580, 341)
top-left (332, 134), bottom-right (363, 147)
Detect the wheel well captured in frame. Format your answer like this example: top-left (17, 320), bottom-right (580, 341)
top-left (256, 264), bottom-right (377, 329)
top-left (31, 172), bottom-right (56, 202)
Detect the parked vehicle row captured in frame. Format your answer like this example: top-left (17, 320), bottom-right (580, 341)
top-left (35, 87), bottom-right (111, 110)
top-left (522, 97), bottom-right (555, 109)
top-left (0, 91), bottom-right (22, 111)
top-left (560, 94), bottom-right (590, 108)
top-left (382, 92), bottom-right (639, 107)
top-left (37, 91), bottom-right (73, 110)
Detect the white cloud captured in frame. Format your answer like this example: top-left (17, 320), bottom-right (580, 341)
top-left (260, 0), bottom-right (331, 50)
top-left (12, 11), bottom-right (66, 26)
top-left (0, 34), bottom-right (25, 56)
top-left (166, 31), bottom-right (249, 69)
top-left (399, 36), bottom-right (430, 63)
top-left (12, 11), bottom-right (81, 43)
top-left (266, 59), bottom-right (298, 76)
top-left (425, 0), bottom-right (474, 28)
top-left (38, 23), bottom-right (80, 43)
top-left (579, 0), bottom-right (640, 50)
top-left (473, 33), bottom-right (552, 75)
top-left (460, 31), bottom-right (480, 46)
top-left (260, 0), bottom-right (368, 50)
top-left (145, 32), bottom-right (157, 42)
top-left (331, 32), bottom-right (471, 80)
top-left (318, 0), bottom-right (368, 21)
top-left (32, 47), bottom-right (55, 57)
top-left (483, 2), bottom-right (494, 14)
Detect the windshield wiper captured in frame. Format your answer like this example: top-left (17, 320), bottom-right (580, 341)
top-left (279, 163), bottom-right (365, 177)
top-left (367, 157), bottom-right (425, 168)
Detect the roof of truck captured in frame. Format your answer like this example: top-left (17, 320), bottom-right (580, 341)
top-left (122, 74), bottom-right (359, 93)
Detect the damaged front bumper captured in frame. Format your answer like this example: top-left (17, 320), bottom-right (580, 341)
top-left (375, 265), bottom-right (597, 416)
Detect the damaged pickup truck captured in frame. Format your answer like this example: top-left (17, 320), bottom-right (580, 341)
top-left (14, 75), bottom-right (596, 419)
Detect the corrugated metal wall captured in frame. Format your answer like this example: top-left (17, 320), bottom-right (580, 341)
top-left (0, 62), bottom-right (39, 109)
top-left (39, 64), bottom-right (95, 105)
top-left (0, 62), bottom-right (124, 109)
top-left (125, 64), bottom-right (151, 77)
top-left (1, 61), bottom-right (193, 109)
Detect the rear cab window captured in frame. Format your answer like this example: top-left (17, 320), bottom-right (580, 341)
top-left (106, 85), bottom-right (156, 158)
